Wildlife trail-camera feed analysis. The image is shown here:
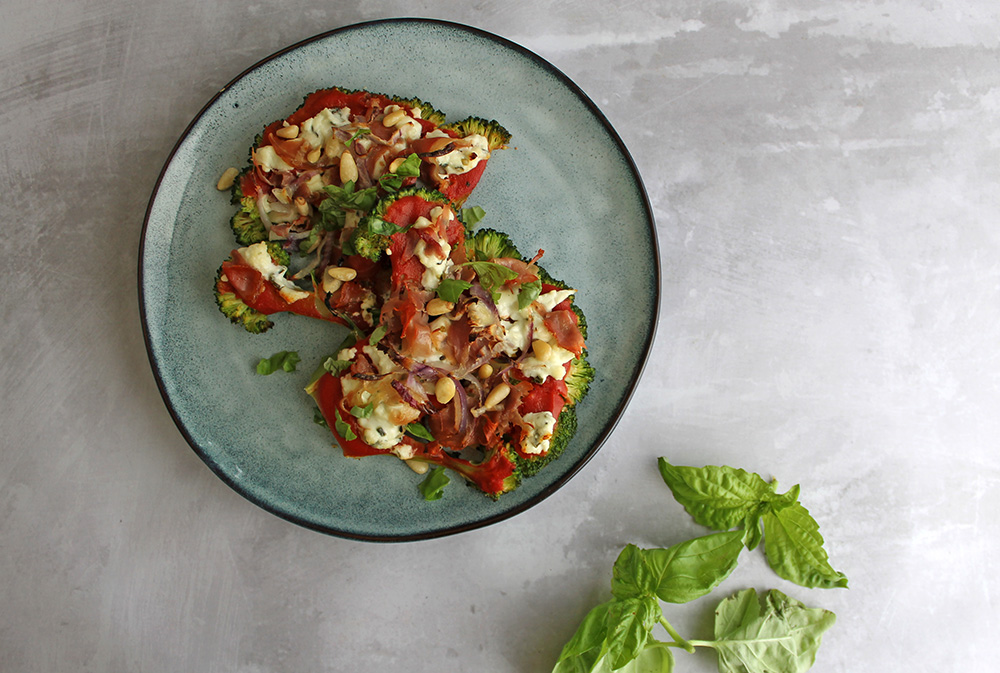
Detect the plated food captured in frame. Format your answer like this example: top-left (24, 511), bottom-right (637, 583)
top-left (213, 86), bottom-right (593, 498)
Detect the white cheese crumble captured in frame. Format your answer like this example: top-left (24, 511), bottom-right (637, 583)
top-left (238, 242), bottom-right (310, 303)
top-left (434, 134), bottom-right (491, 175)
top-left (254, 145), bottom-right (293, 173)
top-left (414, 239), bottom-right (452, 290)
top-left (521, 411), bottom-right (558, 455)
top-left (299, 106), bottom-right (353, 148)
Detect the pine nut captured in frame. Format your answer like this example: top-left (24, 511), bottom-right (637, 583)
top-left (435, 377), bottom-right (456, 404)
top-left (388, 157), bottom-right (406, 173)
top-left (326, 266), bottom-right (357, 282)
top-left (383, 109), bottom-right (407, 127)
top-left (405, 459), bottom-right (430, 475)
top-left (532, 340), bottom-right (552, 360)
top-left (322, 277), bottom-right (342, 295)
top-left (275, 124), bottom-right (299, 139)
top-left (307, 147), bottom-right (322, 163)
top-left (478, 363), bottom-right (494, 379)
top-left (484, 383), bottom-right (511, 409)
top-left (340, 150), bottom-right (358, 184)
top-left (272, 187), bottom-right (290, 204)
top-left (426, 298), bottom-right (453, 316)
top-left (216, 167), bottom-right (238, 191)
top-left (294, 197), bottom-right (309, 216)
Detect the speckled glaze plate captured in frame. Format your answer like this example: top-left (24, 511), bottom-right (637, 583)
top-left (139, 19), bottom-right (658, 541)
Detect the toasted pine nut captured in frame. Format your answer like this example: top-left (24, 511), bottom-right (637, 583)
top-left (326, 266), bottom-right (357, 282)
top-left (435, 377), bottom-right (456, 404)
top-left (340, 150), bottom-right (358, 184)
top-left (383, 108), bottom-right (407, 127)
top-left (272, 187), bottom-right (290, 204)
top-left (406, 459), bottom-right (430, 475)
top-left (388, 157), bottom-right (406, 173)
top-left (426, 299), bottom-right (453, 316)
top-left (484, 383), bottom-right (511, 410)
top-left (532, 340), bottom-right (552, 361)
top-left (294, 197), bottom-right (309, 216)
top-left (307, 147), bottom-right (322, 163)
top-left (478, 363), bottom-right (494, 379)
top-left (216, 167), bottom-right (239, 191)
top-left (322, 277), bottom-right (342, 295)
top-left (275, 124), bottom-right (299, 139)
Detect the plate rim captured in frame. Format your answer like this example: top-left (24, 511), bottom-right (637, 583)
top-left (138, 17), bottom-right (661, 542)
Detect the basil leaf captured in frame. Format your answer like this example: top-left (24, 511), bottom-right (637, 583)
top-left (366, 215), bottom-right (408, 236)
top-left (554, 600), bottom-right (613, 672)
top-left (334, 411), bottom-right (357, 441)
top-left (350, 403), bottom-right (374, 419)
top-left (369, 323), bottom-right (387, 346)
top-left (612, 531), bottom-right (744, 605)
top-left (437, 278), bottom-right (472, 303)
top-left (348, 127), bottom-right (372, 144)
top-left (322, 358), bottom-right (353, 375)
top-left (418, 466), bottom-right (450, 501)
top-left (313, 410), bottom-right (329, 428)
top-left (712, 588), bottom-right (837, 673)
top-left (462, 205), bottom-right (486, 227)
top-left (605, 597), bottom-right (661, 671)
top-left (518, 279), bottom-right (542, 310)
top-left (762, 503), bottom-right (849, 589)
top-left (657, 459), bottom-right (774, 531)
top-left (463, 261), bottom-right (518, 298)
top-left (406, 422), bottom-right (435, 442)
top-left (256, 351), bottom-right (300, 375)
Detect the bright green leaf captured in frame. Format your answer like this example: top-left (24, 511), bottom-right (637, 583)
top-left (612, 532), bottom-right (744, 605)
top-left (437, 278), bottom-right (473, 303)
top-left (462, 205), bottom-right (486, 227)
top-left (712, 588), bottom-right (837, 673)
top-left (657, 459), bottom-right (774, 531)
top-left (553, 601), bottom-right (613, 673)
top-left (605, 597), bottom-right (661, 671)
top-left (406, 422), bottom-right (435, 442)
top-left (350, 403), bottom-right (374, 419)
top-left (334, 411), bottom-right (357, 441)
top-left (418, 466), bottom-right (450, 501)
top-left (762, 503), bottom-right (848, 589)
top-left (256, 350), bottom-right (301, 375)
top-left (518, 279), bottom-right (542, 310)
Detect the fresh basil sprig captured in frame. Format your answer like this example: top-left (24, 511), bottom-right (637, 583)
top-left (657, 459), bottom-right (847, 589)
top-left (551, 460), bottom-right (844, 673)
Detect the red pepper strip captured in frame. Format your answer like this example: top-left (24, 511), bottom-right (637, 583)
top-left (219, 258), bottom-right (339, 323)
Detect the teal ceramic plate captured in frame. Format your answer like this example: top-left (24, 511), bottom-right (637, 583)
top-left (140, 19), bottom-right (658, 541)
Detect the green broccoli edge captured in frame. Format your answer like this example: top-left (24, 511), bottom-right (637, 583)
top-left (348, 187), bottom-right (460, 262)
top-left (441, 116), bottom-right (512, 150)
top-left (213, 241), bottom-right (289, 334)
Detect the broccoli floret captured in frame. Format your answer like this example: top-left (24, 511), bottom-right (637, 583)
top-left (349, 187), bottom-right (455, 262)
top-left (467, 227), bottom-right (522, 262)
top-left (390, 95), bottom-right (446, 125)
top-left (565, 355), bottom-right (595, 406)
top-left (230, 195), bottom-right (267, 246)
top-left (215, 274), bottom-right (273, 334)
top-left (442, 116), bottom-right (512, 150)
top-left (213, 242), bottom-right (288, 334)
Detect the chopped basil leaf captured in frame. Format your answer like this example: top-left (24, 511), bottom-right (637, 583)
top-left (313, 410), bottom-right (329, 428)
top-left (348, 127), bottom-right (372, 144)
top-left (517, 279), bottom-right (542, 310)
top-left (437, 278), bottom-right (473, 303)
top-left (256, 351), bottom-right (301, 375)
top-left (379, 153), bottom-right (422, 192)
top-left (369, 323), bottom-right (388, 346)
top-left (350, 403), bottom-right (374, 419)
top-left (406, 422), bottom-right (435, 442)
top-left (418, 466), bottom-right (450, 501)
top-left (322, 358), bottom-right (353, 375)
top-left (462, 205), bottom-right (486, 228)
top-left (334, 411), bottom-right (357, 441)
top-left (366, 215), bottom-right (408, 236)
top-left (461, 261), bottom-right (518, 299)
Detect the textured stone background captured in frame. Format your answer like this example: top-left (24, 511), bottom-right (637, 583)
top-left (2, 1), bottom-right (998, 671)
